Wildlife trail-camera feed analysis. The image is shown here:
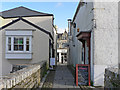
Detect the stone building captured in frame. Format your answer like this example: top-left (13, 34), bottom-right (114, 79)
top-left (67, 1), bottom-right (118, 86)
top-left (57, 30), bottom-right (68, 63)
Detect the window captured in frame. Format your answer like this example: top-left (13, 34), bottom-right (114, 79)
top-left (6, 36), bottom-right (31, 52)
top-left (5, 30), bottom-right (33, 59)
top-left (14, 37), bottom-right (24, 51)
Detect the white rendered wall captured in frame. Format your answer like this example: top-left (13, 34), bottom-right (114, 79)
top-left (93, 2), bottom-right (118, 86)
top-left (74, 2), bottom-right (94, 33)
top-left (2, 30), bottom-right (12, 75)
top-left (118, 2), bottom-right (120, 69)
top-left (24, 16), bottom-right (53, 36)
top-left (72, 2), bottom-right (94, 76)
top-left (1, 20), bottom-right (50, 75)
top-left (59, 53), bottom-right (61, 62)
top-left (0, 31), bottom-right (2, 76)
top-left (74, 2), bottom-right (94, 66)
top-left (57, 49), bottom-right (67, 63)
top-left (31, 28), bottom-right (49, 64)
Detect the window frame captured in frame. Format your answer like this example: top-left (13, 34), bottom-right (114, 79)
top-left (5, 30), bottom-right (34, 59)
top-left (6, 36), bottom-right (32, 53)
top-left (13, 37), bottom-right (24, 51)
top-left (8, 37), bottom-right (11, 51)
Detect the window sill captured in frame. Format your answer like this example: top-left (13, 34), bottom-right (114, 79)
top-left (5, 53), bottom-right (32, 59)
top-left (6, 52), bottom-right (33, 54)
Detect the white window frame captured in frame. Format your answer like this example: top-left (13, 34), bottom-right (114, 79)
top-left (5, 30), bottom-right (33, 59)
top-left (6, 36), bottom-right (32, 53)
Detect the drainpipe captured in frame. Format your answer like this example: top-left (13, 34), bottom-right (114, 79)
top-left (67, 19), bottom-right (72, 65)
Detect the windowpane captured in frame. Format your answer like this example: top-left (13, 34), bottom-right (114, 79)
top-left (26, 38), bottom-right (29, 51)
top-left (14, 37), bottom-right (24, 51)
top-left (18, 38), bottom-right (23, 44)
top-left (8, 45), bottom-right (11, 51)
top-left (26, 41), bottom-right (29, 44)
top-left (14, 45), bottom-right (18, 51)
top-left (26, 38), bottom-right (29, 44)
top-left (19, 45), bottom-right (24, 51)
top-left (14, 38), bottom-right (18, 44)
top-left (8, 37), bottom-right (11, 44)
top-left (26, 45), bottom-right (29, 51)
top-left (8, 37), bottom-right (11, 51)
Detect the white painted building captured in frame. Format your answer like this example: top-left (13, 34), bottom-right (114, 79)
top-left (68, 1), bottom-right (118, 86)
top-left (57, 31), bottom-right (68, 63)
top-left (0, 6), bottom-right (56, 76)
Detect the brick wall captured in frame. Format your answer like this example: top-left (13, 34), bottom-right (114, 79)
top-left (0, 61), bottom-right (48, 89)
top-left (104, 68), bottom-right (120, 88)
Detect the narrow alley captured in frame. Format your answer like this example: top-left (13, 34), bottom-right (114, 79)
top-left (42, 63), bottom-right (80, 89)
top-left (53, 63), bottom-right (79, 88)
top-left (0, 1), bottom-right (120, 89)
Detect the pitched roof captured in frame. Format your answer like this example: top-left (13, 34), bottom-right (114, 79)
top-left (0, 17), bottom-right (53, 40)
top-left (73, 1), bottom-right (86, 22)
top-left (0, 6), bottom-right (53, 19)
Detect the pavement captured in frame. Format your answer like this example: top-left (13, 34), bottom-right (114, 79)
top-left (52, 62), bottom-right (80, 89)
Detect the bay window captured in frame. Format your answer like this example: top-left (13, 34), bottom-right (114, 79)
top-left (5, 30), bottom-right (33, 59)
top-left (6, 36), bottom-right (31, 52)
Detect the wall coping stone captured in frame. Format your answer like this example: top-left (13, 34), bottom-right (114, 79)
top-left (0, 60), bottom-right (47, 89)
top-left (106, 68), bottom-right (119, 74)
top-left (104, 67), bottom-right (120, 88)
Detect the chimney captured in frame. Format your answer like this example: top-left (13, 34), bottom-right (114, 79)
top-left (67, 19), bottom-right (72, 36)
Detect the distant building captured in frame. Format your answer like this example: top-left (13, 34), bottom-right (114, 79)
top-left (57, 30), bottom-right (68, 63)
top-left (0, 6), bottom-right (56, 76)
top-left (67, 1), bottom-right (118, 86)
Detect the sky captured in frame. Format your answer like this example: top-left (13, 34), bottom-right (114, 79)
top-left (0, 2), bottom-right (78, 33)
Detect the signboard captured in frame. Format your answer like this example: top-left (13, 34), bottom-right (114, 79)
top-left (76, 64), bottom-right (90, 86)
top-left (50, 58), bottom-right (55, 66)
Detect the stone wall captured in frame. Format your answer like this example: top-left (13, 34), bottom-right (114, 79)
top-left (0, 61), bottom-right (48, 89)
top-left (104, 68), bottom-right (120, 88)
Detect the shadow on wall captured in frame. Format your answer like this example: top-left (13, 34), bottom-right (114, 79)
top-left (94, 71), bottom-right (105, 86)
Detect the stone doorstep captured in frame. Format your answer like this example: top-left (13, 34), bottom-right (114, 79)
top-left (54, 85), bottom-right (67, 88)
top-left (80, 85), bottom-right (92, 89)
top-left (80, 85), bottom-right (104, 90)
top-left (73, 85), bottom-right (80, 88)
top-left (39, 70), bottom-right (50, 88)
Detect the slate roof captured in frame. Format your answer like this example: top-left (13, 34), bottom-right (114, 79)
top-left (0, 6), bottom-right (53, 18)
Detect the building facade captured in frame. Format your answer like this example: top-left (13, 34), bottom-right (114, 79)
top-left (68, 1), bottom-right (118, 86)
top-left (57, 30), bottom-right (68, 63)
top-left (0, 6), bottom-right (56, 76)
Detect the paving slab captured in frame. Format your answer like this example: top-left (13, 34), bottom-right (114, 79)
top-left (53, 63), bottom-right (81, 89)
